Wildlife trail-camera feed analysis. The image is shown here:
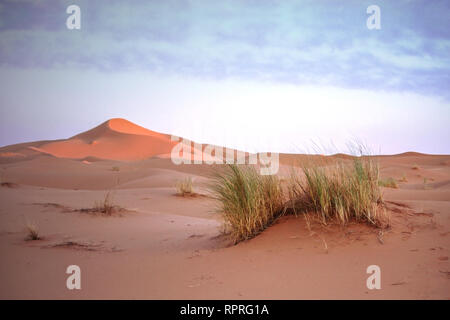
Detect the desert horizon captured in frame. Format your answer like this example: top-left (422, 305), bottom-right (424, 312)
top-left (2, 117), bottom-right (448, 157)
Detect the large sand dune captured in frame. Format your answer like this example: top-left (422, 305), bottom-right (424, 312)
top-left (1, 118), bottom-right (178, 161)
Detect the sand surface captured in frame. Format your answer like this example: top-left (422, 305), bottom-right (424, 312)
top-left (0, 119), bottom-right (449, 299)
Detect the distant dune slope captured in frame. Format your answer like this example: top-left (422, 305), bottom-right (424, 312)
top-left (0, 119), bottom-right (194, 161)
top-left (0, 118), bottom-right (245, 163)
top-left (34, 118), bottom-right (178, 161)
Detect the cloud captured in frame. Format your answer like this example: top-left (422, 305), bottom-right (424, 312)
top-left (0, 0), bottom-right (449, 98)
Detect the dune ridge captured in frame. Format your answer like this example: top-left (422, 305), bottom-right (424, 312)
top-left (0, 118), bottom-right (181, 161)
top-left (0, 118), bottom-right (248, 163)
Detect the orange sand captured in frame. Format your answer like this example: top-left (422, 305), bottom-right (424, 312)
top-left (0, 119), bottom-right (448, 299)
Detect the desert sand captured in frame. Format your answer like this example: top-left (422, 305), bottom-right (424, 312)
top-left (0, 119), bottom-right (449, 299)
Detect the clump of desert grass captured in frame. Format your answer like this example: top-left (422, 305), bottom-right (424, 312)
top-left (25, 222), bottom-right (41, 241)
top-left (79, 191), bottom-right (123, 216)
top-left (210, 165), bottom-right (285, 244)
top-left (378, 177), bottom-right (399, 189)
top-left (93, 191), bottom-right (117, 215)
top-left (399, 173), bottom-right (408, 183)
top-left (287, 155), bottom-right (388, 228)
top-left (412, 164), bottom-right (420, 170)
top-left (111, 166), bottom-right (120, 172)
top-left (210, 145), bottom-right (390, 244)
top-left (176, 177), bottom-right (196, 197)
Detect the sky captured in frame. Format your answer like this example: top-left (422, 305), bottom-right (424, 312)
top-left (0, 0), bottom-right (449, 154)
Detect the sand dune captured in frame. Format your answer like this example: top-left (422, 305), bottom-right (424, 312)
top-left (29, 119), bottom-right (178, 161)
top-left (0, 118), bottom-right (241, 165)
top-left (0, 118), bottom-right (184, 161)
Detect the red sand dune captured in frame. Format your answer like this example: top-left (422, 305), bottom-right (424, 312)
top-left (0, 118), bottom-right (250, 165)
top-left (30, 118), bottom-right (177, 161)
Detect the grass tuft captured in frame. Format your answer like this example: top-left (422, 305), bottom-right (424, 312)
top-left (423, 177), bottom-right (433, 190)
top-left (176, 177), bottom-right (196, 197)
top-left (378, 177), bottom-right (399, 189)
top-left (78, 191), bottom-right (125, 216)
top-left (210, 165), bottom-right (285, 244)
top-left (25, 222), bottom-right (40, 241)
top-left (93, 191), bottom-right (116, 215)
top-left (287, 156), bottom-right (387, 227)
top-left (399, 174), bottom-right (408, 183)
